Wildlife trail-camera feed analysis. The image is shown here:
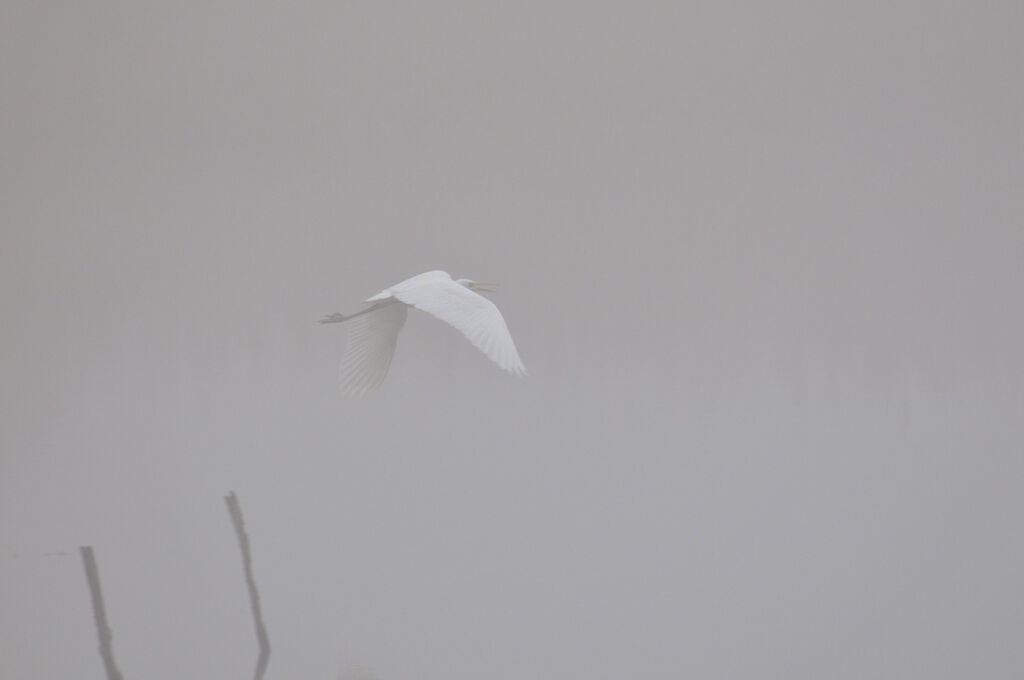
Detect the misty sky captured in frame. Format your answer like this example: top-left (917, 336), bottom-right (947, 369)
top-left (2, 2), bottom-right (1023, 679)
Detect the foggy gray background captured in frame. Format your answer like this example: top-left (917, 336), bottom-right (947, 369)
top-left (2, 2), bottom-right (1022, 678)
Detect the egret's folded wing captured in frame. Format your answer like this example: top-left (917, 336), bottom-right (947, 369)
top-left (338, 302), bottom-right (408, 397)
top-left (391, 277), bottom-right (526, 376)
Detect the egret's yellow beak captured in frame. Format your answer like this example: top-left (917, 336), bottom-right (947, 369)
top-left (474, 281), bottom-right (497, 292)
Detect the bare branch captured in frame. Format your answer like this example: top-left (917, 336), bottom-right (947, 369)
top-left (79, 546), bottom-right (125, 680)
top-left (225, 491), bottom-right (271, 680)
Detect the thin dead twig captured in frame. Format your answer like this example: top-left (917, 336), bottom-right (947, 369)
top-left (79, 546), bottom-right (125, 680)
top-left (225, 491), bottom-right (271, 680)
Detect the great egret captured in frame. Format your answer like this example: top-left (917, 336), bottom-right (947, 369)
top-left (320, 270), bottom-right (526, 397)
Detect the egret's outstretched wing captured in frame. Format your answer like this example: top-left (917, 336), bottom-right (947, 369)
top-left (338, 302), bottom-right (409, 397)
top-left (388, 273), bottom-right (527, 376)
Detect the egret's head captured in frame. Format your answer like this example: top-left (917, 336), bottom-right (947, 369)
top-left (457, 278), bottom-right (496, 293)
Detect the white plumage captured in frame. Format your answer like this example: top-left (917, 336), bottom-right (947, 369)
top-left (321, 270), bottom-right (526, 397)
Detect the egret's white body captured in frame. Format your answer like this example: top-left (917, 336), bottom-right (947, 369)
top-left (321, 270), bottom-right (526, 397)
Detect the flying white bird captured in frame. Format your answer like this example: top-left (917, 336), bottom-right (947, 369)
top-left (320, 270), bottom-right (526, 397)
